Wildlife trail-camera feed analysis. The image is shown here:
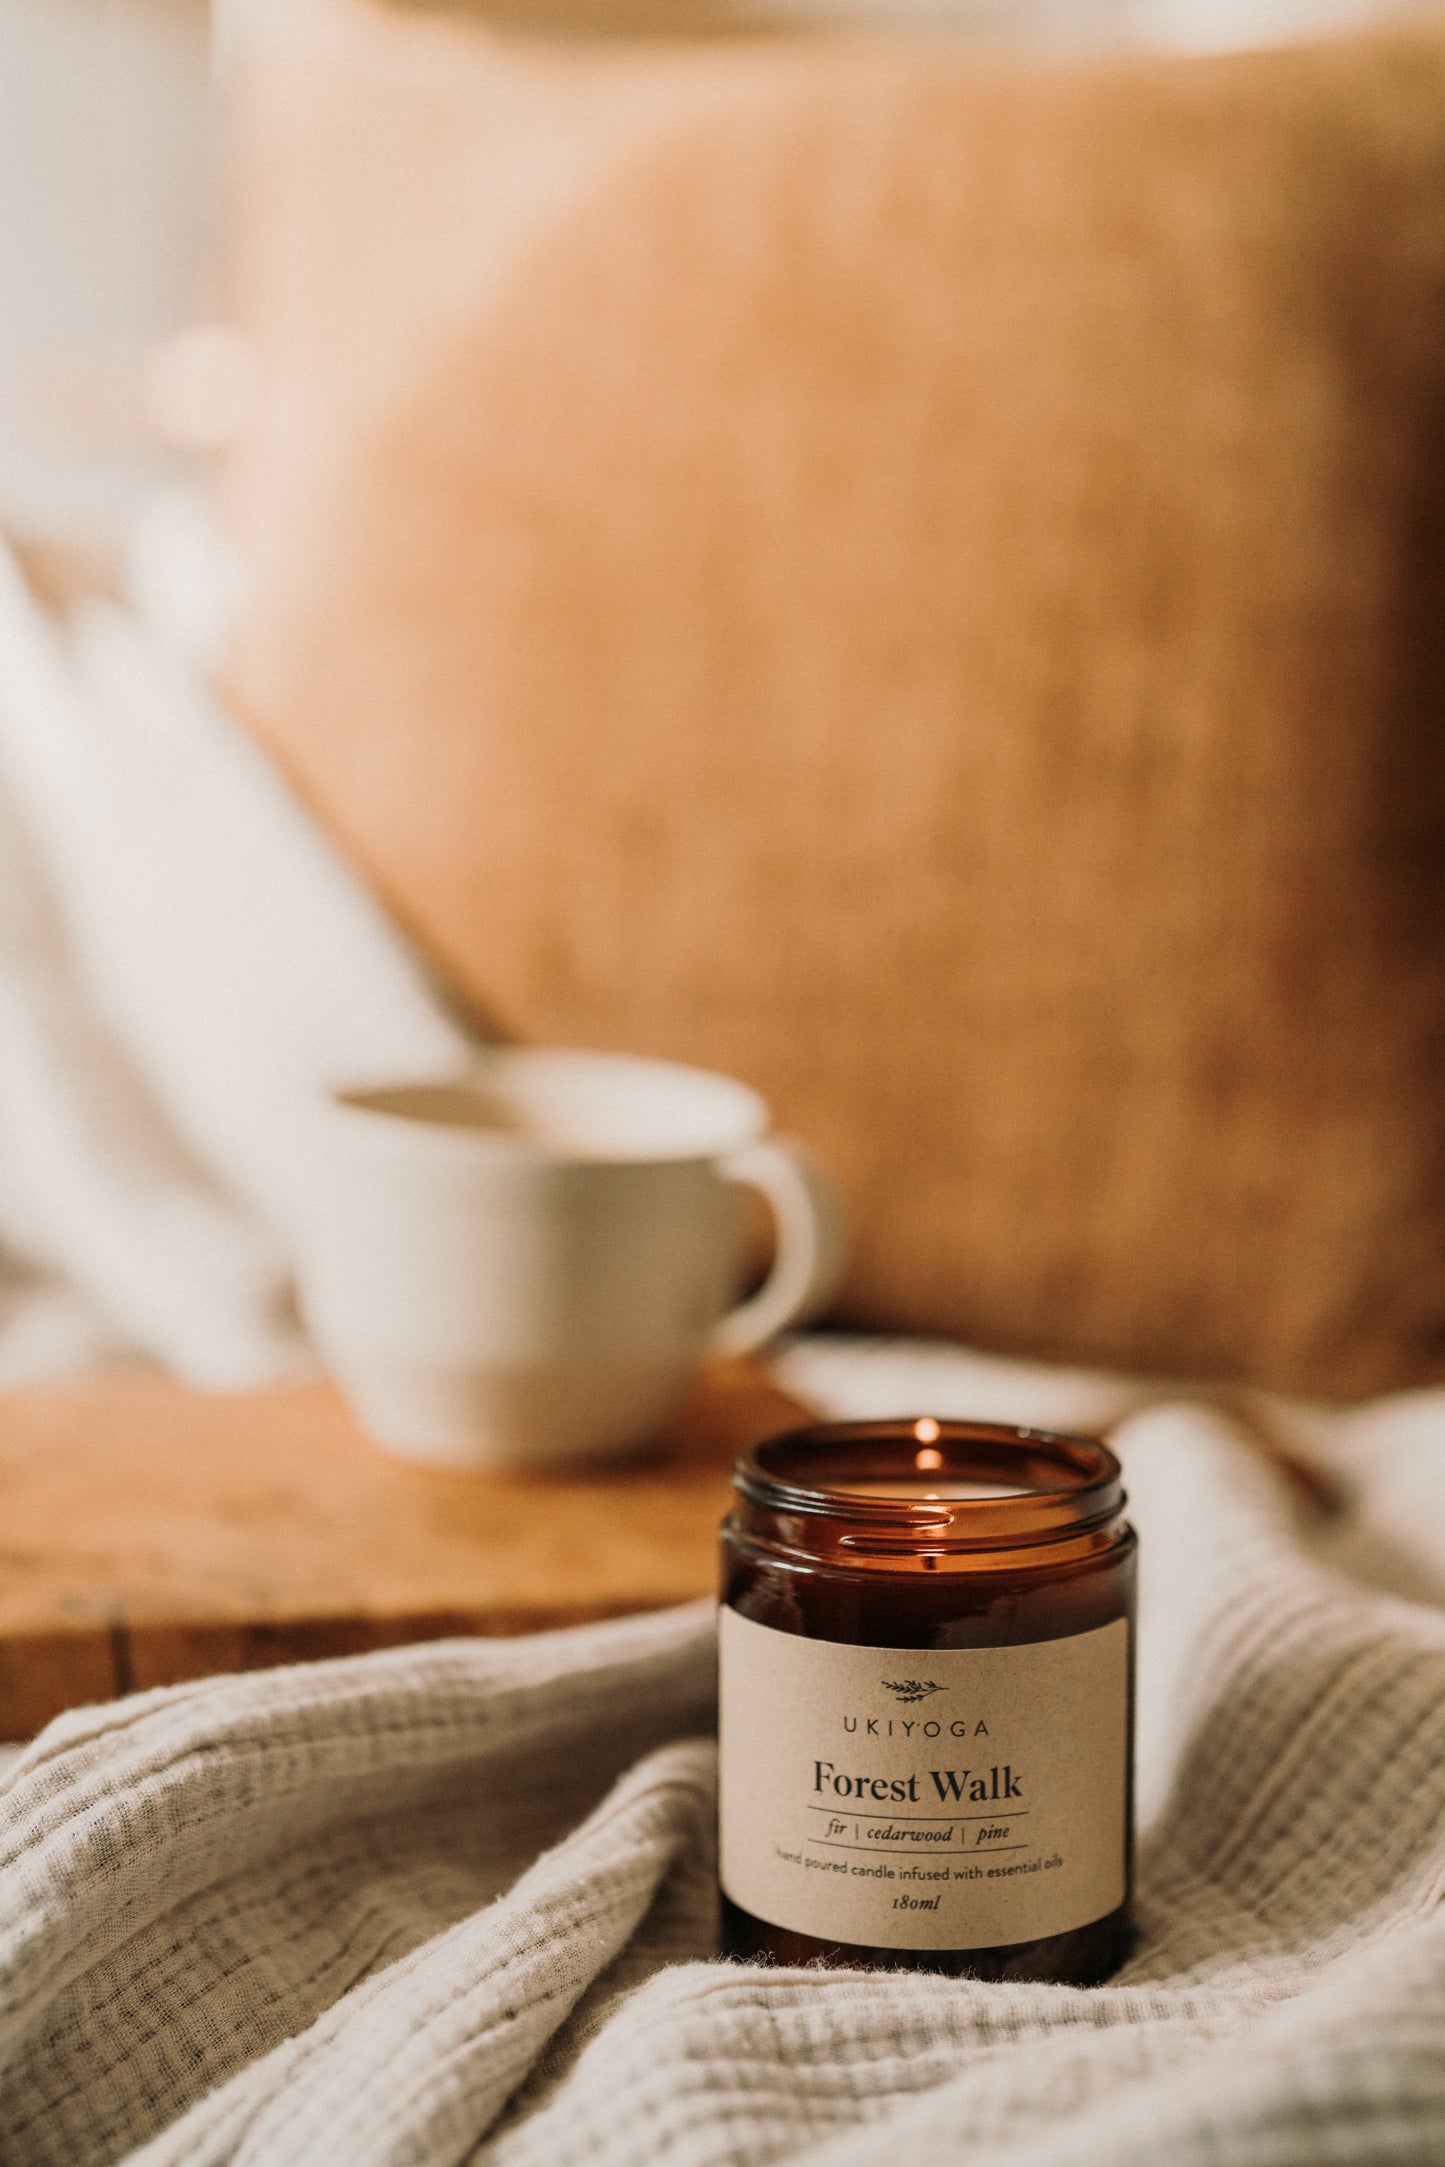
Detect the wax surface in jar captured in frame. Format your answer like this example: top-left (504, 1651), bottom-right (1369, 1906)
top-left (824, 1477), bottom-right (1030, 1499)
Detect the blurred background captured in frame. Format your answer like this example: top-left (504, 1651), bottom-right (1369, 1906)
top-left (0, 0), bottom-right (1395, 551)
top-left (3, 0), bottom-right (1444, 1415)
top-left (1, 0), bottom-right (214, 545)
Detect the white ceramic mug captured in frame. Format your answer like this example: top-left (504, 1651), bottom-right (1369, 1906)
top-left (295, 1048), bottom-right (844, 1468)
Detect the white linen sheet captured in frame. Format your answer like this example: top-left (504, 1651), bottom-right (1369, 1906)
top-left (0, 499), bottom-right (475, 1387)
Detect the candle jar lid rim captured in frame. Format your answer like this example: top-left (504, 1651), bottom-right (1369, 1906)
top-left (732, 1417), bottom-right (1125, 1548)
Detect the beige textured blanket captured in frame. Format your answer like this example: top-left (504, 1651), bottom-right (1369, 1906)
top-left (1, 1346), bottom-right (1443, 2166)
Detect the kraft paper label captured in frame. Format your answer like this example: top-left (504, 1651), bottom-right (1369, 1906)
top-left (718, 1608), bottom-right (1130, 1951)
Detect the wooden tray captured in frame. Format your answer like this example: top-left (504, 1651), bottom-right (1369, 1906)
top-left (0, 1357), bottom-right (808, 1738)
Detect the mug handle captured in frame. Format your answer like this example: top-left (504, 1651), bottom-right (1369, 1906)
top-left (710, 1139), bottom-right (847, 1358)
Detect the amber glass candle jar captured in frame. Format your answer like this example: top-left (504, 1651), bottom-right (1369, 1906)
top-left (718, 1418), bottom-right (1135, 1984)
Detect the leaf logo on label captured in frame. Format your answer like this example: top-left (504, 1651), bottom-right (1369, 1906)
top-left (880, 1678), bottom-right (946, 1703)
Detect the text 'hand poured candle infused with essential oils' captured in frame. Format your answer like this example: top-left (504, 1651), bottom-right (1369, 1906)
top-left (718, 1419), bottom-right (1135, 1983)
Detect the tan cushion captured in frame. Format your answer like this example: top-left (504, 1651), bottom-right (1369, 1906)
top-left (219, 0), bottom-right (1445, 1397)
